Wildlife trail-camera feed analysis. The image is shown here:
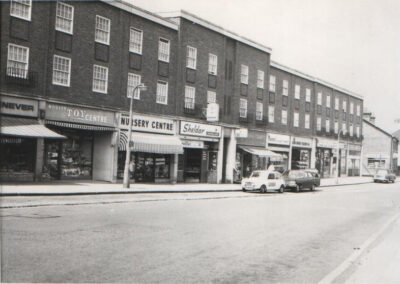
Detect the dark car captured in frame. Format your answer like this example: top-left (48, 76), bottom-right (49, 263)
top-left (283, 170), bottom-right (318, 192)
top-left (373, 169), bottom-right (397, 183)
top-left (305, 169), bottom-right (321, 187)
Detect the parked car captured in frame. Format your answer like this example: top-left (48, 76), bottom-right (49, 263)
top-left (283, 170), bottom-right (318, 192)
top-left (241, 170), bottom-right (286, 193)
top-left (305, 169), bottom-right (321, 187)
top-left (373, 169), bottom-right (396, 183)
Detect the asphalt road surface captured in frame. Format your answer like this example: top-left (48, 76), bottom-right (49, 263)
top-left (1, 182), bottom-right (400, 283)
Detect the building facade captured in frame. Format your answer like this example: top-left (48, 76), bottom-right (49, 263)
top-left (1, 0), bottom-right (364, 183)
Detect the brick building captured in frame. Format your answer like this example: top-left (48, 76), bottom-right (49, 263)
top-left (1, 0), bottom-right (364, 184)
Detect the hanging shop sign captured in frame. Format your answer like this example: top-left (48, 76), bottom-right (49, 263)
top-left (0, 95), bottom-right (38, 117)
top-left (206, 103), bottom-right (219, 122)
top-left (180, 121), bottom-right (221, 138)
top-left (46, 103), bottom-right (116, 127)
top-left (120, 114), bottom-right (175, 135)
top-left (292, 136), bottom-right (313, 148)
top-left (267, 133), bottom-right (290, 146)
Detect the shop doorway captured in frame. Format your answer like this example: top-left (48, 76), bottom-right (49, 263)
top-left (184, 148), bottom-right (202, 182)
top-left (291, 148), bottom-right (310, 170)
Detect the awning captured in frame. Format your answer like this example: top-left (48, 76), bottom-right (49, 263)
top-left (119, 131), bottom-right (184, 154)
top-left (239, 145), bottom-right (283, 159)
top-left (45, 120), bottom-right (115, 131)
top-left (1, 116), bottom-right (66, 139)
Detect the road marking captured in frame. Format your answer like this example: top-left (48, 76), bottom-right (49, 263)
top-left (318, 211), bottom-right (400, 284)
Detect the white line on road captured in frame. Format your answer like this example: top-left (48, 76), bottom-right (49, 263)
top-left (318, 211), bottom-right (400, 284)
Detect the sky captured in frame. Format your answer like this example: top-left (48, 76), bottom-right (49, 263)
top-left (131, 0), bottom-right (400, 133)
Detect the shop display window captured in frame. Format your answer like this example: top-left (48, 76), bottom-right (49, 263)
top-left (155, 155), bottom-right (170, 179)
top-left (0, 139), bottom-right (35, 174)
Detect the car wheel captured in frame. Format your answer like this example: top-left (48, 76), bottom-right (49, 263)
top-left (295, 184), bottom-right (300, 192)
top-left (279, 185), bottom-right (284, 193)
top-left (311, 184), bottom-right (315, 191)
top-left (260, 185), bottom-right (266, 193)
top-left (242, 188), bottom-right (246, 192)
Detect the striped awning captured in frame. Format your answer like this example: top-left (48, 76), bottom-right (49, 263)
top-left (239, 145), bottom-right (283, 159)
top-left (119, 131), bottom-right (184, 154)
top-left (45, 120), bottom-right (115, 131)
top-left (1, 116), bottom-right (66, 139)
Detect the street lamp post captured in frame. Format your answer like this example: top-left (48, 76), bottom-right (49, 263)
top-left (123, 83), bottom-right (147, 189)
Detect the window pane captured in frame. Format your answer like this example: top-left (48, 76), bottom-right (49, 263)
top-left (129, 28), bottom-right (143, 54)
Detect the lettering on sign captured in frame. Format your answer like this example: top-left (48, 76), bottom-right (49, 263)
top-left (120, 114), bottom-right (175, 135)
top-left (0, 96), bottom-right (38, 117)
top-left (292, 137), bottom-right (312, 147)
top-left (180, 121), bottom-right (222, 138)
top-left (46, 103), bottom-right (116, 127)
top-left (267, 133), bottom-right (290, 146)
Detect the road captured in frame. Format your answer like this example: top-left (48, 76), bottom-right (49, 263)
top-left (1, 182), bottom-right (400, 283)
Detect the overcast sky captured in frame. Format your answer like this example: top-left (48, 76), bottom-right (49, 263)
top-left (132, 0), bottom-right (400, 133)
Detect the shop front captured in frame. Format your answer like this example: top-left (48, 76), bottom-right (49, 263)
top-left (44, 103), bottom-right (117, 182)
top-left (0, 95), bottom-right (65, 182)
top-left (179, 121), bottom-right (222, 183)
top-left (315, 138), bottom-right (336, 178)
top-left (118, 114), bottom-right (183, 183)
top-left (347, 143), bottom-right (361, 176)
top-left (266, 133), bottom-right (290, 172)
top-left (291, 136), bottom-right (313, 170)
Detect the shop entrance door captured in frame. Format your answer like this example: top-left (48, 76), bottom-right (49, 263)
top-left (135, 153), bottom-right (154, 182)
top-left (184, 148), bottom-right (202, 182)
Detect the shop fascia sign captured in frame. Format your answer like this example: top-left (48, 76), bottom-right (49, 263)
top-left (120, 113), bottom-right (175, 135)
top-left (206, 103), bottom-right (219, 122)
top-left (267, 133), bottom-right (290, 146)
top-left (291, 136), bottom-right (312, 148)
top-left (235, 128), bottom-right (248, 138)
top-left (0, 95), bottom-right (38, 117)
top-left (180, 121), bottom-right (222, 138)
top-left (46, 103), bottom-right (116, 127)
top-left (181, 139), bottom-right (204, 149)
top-left (317, 138), bottom-right (345, 149)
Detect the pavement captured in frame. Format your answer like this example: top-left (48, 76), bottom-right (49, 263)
top-left (0, 176), bottom-right (375, 196)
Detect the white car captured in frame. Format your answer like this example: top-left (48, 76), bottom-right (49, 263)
top-left (241, 170), bottom-right (286, 193)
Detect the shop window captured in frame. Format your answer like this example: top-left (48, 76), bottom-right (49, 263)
top-left (0, 139), bottom-right (35, 178)
top-left (155, 155), bottom-right (170, 179)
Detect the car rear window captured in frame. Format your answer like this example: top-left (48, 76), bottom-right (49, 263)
top-left (288, 171), bottom-right (304, 178)
top-left (251, 172), bottom-right (261, 178)
top-left (377, 170), bottom-right (387, 175)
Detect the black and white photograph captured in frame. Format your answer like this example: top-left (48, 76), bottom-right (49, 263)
top-left (1, 0), bottom-right (400, 283)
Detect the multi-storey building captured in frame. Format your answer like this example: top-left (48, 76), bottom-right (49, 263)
top-left (0, 0), bottom-right (364, 183)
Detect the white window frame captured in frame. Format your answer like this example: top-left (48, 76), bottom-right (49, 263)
top-left (256, 102), bottom-right (263, 120)
top-left (239, 98), bottom-right (247, 118)
top-left (326, 119), bottom-right (330, 133)
top-left (55, 2), bottom-right (74, 34)
top-left (357, 105), bottom-right (361, 116)
top-left (257, 70), bottom-right (264, 89)
top-left (356, 126), bottom-right (360, 137)
top-left (127, 73), bottom-right (141, 99)
top-left (268, 106), bottom-right (275, 123)
top-left (334, 121), bottom-right (339, 134)
top-left (317, 116), bottom-right (322, 131)
top-left (241, 64), bottom-right (248, 85)
top-left (305, 114), bottom-right (310, 129)
top-left (184, 85), bottom-right (195, 109)
top-left (335, 97), bottom-right (339, 110)
top-left (342, 122), bottom-right (346, 135)
top-left (186, 46), bottom-right (197, 69)
top-left (129, 27), bottom-right (143, 54)
top-left (293, 112), bottom-right (299, 127)
top-left (317, 92), bottom-right (322, 105)
top-left (282, 110), bottom-right (288, 125)
top-left (156, 81), bottom-right (168, 105)
top-left (350, 124), bottom-right (354, 136)
top-left (326, 95), bottom-right (331, 108)
top-left (350, 102), bottom-right (354, 115)
top-left (305, 88), bottom-right (311, 102)
top-left (92, 65), bottom-right (108, 94)
top-left (52, 55), bottom-right (71, 87)
top-left (10, 0), bottom-right (32, 21)
top-left (282, 80), bottom-right (289, 96)
top-left (208, 53), bottom-right (218, 75)
top-left (269, 75), bottom-right (276, 92)
top-left (207, 90), bottom-right (216, 104)
top-left (294, 84), bottom-right (300, 99)
top-left (7, 43), bottom-right (29, 79)
top-left (158, 37), bottom-right (170, 63)
top-left (95, 15), bottom-right (111, 45)
top-left (343, 100), bottom-right (347, 112)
